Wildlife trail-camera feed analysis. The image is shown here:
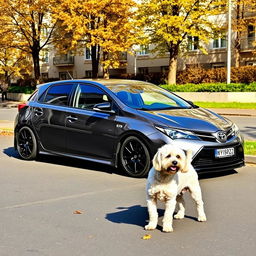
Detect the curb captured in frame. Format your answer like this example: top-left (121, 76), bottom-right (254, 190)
top-left (245, 155), bottom-right (256, 165)
top-left (217, 113), bottom-right (256, 117)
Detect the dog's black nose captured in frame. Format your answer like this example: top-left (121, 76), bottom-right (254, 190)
top-left (172, 160), bottom-right (178, 165)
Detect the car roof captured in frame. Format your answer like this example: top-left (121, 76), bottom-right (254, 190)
top-left (37, 79), bottom-right (151, 89)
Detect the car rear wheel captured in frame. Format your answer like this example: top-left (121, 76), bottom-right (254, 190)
top-left (16, 126), bottom-right (37, 160)
top-left (119, 136), bottom-right (151, 178)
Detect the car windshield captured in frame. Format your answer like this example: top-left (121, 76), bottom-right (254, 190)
top-left (105, 81), bottom-right (192, 110)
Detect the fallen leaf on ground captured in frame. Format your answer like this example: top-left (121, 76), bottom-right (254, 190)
top-left (73, 210), bottom-right (83, 214)
top-left (142, 234), bottom-right (152, 240)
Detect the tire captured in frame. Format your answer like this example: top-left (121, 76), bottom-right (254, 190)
top-left (119, 136), bottom-right (151, 178)
top-left (16, 126), bottom-right (38, 160)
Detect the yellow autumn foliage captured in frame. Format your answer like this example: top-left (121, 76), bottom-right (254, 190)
top-left (137, 0), bottom-right (224, 84)
top-left (0, 0), bottom-right (58, 83)
top-left (53, 0), bottom-right (140, 76)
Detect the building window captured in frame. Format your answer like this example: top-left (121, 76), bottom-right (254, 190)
top-left (246, 61), bottom-right (256, 66)
top-left (211, 62), bottom-right (225, 68)
top-left (188, 36), bottom-right (199, 51)
top-left (85, 70), bottom-right (92, 78)
top-left (59, 71), bottom-right (73, 80)
top-left (41, 73), bottom-right (49, 80)
top-left (41, 50), bottom-right (49, 63)
top-left (85, 48), bottom-right (92, 60)
top-left (248, 25), bottom-right (255, 48)
top-left (212, 37), bottom-right (227, 49)
top-left (138, 45), bottom-right (149, 56)
top-left (138, 67), bottom-right (149, 75)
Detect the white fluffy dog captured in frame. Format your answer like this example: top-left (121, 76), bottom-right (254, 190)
top-left (145, 144), bottom-right (207, 232)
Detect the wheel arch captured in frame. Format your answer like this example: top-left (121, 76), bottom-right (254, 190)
top-left (15, 124), bottom-right (39, 158)
top-left (113, 130), bottom-right (154, 168)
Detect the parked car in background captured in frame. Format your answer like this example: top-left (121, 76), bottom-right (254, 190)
top-left (14, 79), bottom-right (244, 177)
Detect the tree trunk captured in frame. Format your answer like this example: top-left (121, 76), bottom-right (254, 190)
top-left (32, 53), bottom-right (40, 85)
top-left (167, 55), bottom-right (178, 85)
top-left (102, 51), bottom-right (110, 79)
top-left (234, 44), bottom-right (240, 68)
top-left (234, 1), bottom-right (242, 68)
top-left (91, 45), bottom-right (100, 78)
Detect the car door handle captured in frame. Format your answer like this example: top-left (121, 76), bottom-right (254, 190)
top-left (34, 108), bottom-right (43, 116)
top-left (66, 115), bottom-right (78, 123)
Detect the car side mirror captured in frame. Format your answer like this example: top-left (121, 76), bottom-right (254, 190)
top-left (93, 102), bottom-right (115, 114)
top-left (187, 100), bottom-right (199, 108)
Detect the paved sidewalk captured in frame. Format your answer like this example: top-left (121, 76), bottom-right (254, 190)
top-left (0, 100), bottom-right (21, 109)
top-left (208, 108), bottom-right (256, 117)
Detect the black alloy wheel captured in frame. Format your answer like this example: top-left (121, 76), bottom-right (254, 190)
top-left (120, 136), bottom-right (151, 178)
top-left (16, 126), bottom-right (37, 160)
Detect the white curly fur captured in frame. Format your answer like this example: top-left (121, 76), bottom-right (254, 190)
top-left (145, 144), bottom-right (206, 232)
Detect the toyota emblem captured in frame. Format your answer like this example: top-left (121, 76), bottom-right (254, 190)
top-left (216, 131), bottom-right (227, 143)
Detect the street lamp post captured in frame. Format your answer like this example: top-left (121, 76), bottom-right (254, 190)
top-left (227, 0), bottom-right (232, 84)
top-left (132, 45), bottom-right (141, 77)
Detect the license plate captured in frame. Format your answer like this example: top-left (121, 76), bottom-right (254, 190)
top-left (215, 147), bottom-right (235, 158)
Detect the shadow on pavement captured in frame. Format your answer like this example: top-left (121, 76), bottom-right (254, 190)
top-left (105, 205), bottom-right (198, 230)
top-left (198, 169), bottom-right (238, 180)
top-left (3, 146), bottom-right (20, 158)
top-left (106, 205), bottom-right (155, 229)
top-left (3, 146), bottom-right (120, 176)
top-left (3, 146), bottom-right (240, 179)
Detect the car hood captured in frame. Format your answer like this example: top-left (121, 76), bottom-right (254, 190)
top-left (140, 107), bottom-right (233, 132)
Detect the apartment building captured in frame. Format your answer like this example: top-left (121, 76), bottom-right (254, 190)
top-left (40, 11), bottom-right (256, 81)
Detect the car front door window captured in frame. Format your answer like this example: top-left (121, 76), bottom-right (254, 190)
top-left (75, 84), bottom-right (111, 110)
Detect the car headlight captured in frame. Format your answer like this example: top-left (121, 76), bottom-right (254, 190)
top-left (231, 123), bottom-right (240, 136)
top-left (155, 126), bottom-right (200, 140)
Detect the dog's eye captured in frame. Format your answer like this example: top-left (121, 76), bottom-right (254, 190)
top-left (176, 155), bottom-right (181, 159)
top-left (166, 154), bottom-right (171, 158)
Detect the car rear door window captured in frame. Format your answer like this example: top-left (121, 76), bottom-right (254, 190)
top-left (40, 83), bottom-right (74, 106)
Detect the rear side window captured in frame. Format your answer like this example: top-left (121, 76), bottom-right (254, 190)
top-left (28, 89), bottom-right (38, 101)
top-left (40, 84), bottom-right (73, 106)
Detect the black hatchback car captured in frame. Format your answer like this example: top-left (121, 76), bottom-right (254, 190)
top-left (14, 79), bottom-right (244, 177)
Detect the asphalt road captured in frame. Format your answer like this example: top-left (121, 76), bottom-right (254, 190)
top-left (0, 135), bottom-right (256, 256)
top-left (0, 108), bottom-right (18, 121)
top-left (1, 108), bottom-right (255, 140)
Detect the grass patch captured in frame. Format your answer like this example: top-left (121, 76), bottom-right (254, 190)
top-left (244, 141), bottom-right (256, 156)
top-left (194, 102), bottom-right (256, 109)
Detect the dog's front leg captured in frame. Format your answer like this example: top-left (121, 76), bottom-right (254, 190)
top-left (174, 194), bottom-right (185, 219)
top-left (162, 197), bottom-right (176, 232)
top-left (190, 182), bottom-right (207, 222)
top-left (145, 198), bottom-right (158, 230)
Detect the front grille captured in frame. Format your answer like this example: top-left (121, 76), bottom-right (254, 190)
top-left (193, 127), bottom-right (236, 143)
top-left (192, 131), bottom-right (217, 142)
top-left (192, 143), bottom-right (244, 171)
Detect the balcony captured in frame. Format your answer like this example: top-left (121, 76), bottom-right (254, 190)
top-left (53, 55), bottom-right (74, 66)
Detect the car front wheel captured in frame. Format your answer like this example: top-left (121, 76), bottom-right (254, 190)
top-left (16, 126), bottom-right (37, 160)
top-left (119, 136), bottom-right (151, 178)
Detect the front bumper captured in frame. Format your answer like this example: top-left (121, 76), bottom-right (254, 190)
top-left (192, 142), bottom-right (245, 173)
top-left (151, 131), bottom-right (245, 174)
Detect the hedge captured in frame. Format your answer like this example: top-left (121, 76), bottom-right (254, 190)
top-left (161, 82), bottom-right (256, 92)
top-left (176, 66), bottom-right (256, 84)
top-left (7, 86), bottom-right (35, 94)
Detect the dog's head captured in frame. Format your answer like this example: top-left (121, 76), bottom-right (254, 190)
top-left (152, 144), bottom-right (192, 175)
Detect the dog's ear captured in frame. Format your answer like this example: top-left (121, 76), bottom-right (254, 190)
top-left (152, 150), bottom-right (162, 171)
top-left (181, 149), bottom-right (193, 173)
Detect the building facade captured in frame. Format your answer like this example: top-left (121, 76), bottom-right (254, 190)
top-left (40, 11), bottom-right (256, 81)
